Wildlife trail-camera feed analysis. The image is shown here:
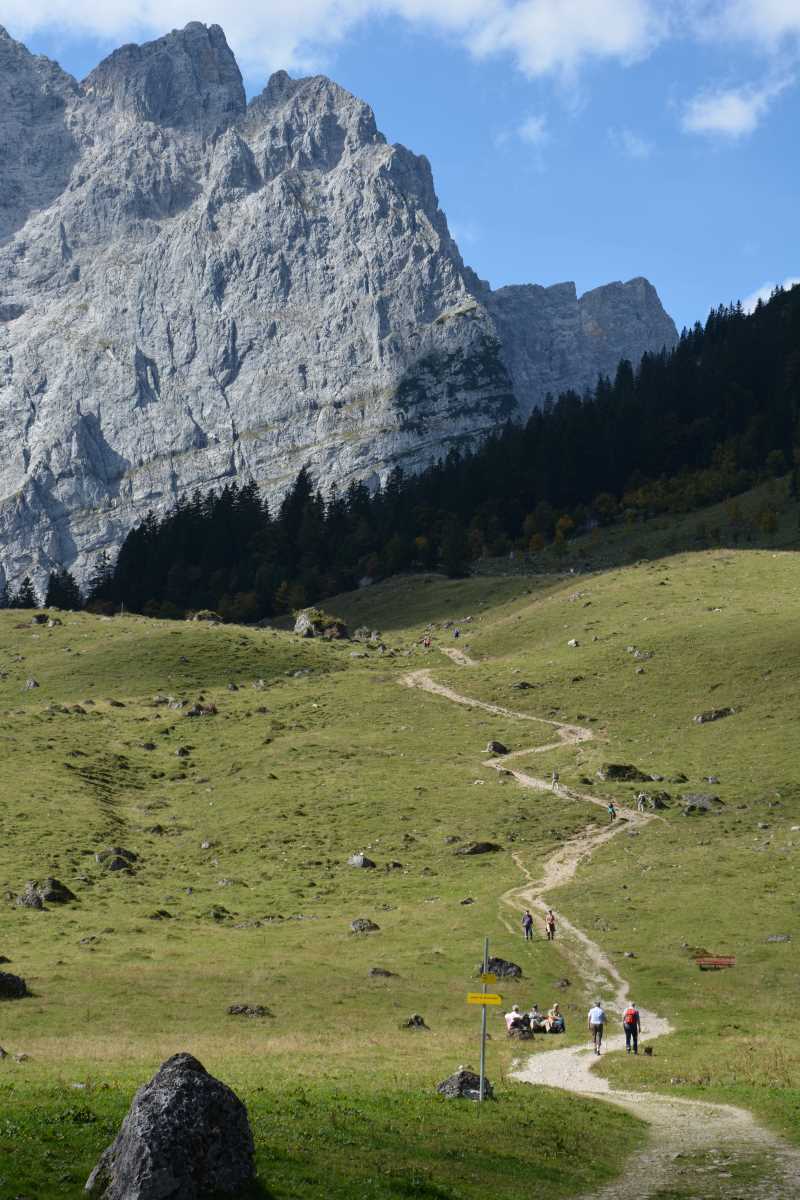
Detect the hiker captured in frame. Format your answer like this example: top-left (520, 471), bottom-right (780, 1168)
top-left (545, 1003), bottom-right (565, 1033)
top-left (607, 802), bottom-right (617, 822)
top-left (522, 910), bottom-right (534, 941)
top-left (528, 1003), bottom-right (545, 1031)
top-left (453, 628), bottom-right (460, 639)
top-left (505, 1004), bottom-right (528, 1032)
top-left (588, 1000), bottom-right (606, 1054)
top-left (422, 635), bottom-right (431, 649)
top-left (636, 793), bottom-right (647, 813)
top-left (551, 769), bottom-right (559, 791)
top-left (545, 909), bottom-right (557, 940)
top-left (623, 1001), bottom-right (641, 1054)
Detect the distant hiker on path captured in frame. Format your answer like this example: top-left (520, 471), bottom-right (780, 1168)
top-left (636, 793), bottom-right (647, 812)
top-left (545, 909), bottom-right (557, 940)
top-left (453, 628), bottom-right (460, 639)
top-left (552, 769), bottom-right (560, 791)
top-left (623, 1002), bottom-right (641, 1054)
top-left (422, 635), bottom-right (431, 649)
top-left (588, 1001), bottom-right (606, 1054)
top-left (607, 802), bottom-right (617, 822)
top-left (522, 910), bottom-right (534, 941)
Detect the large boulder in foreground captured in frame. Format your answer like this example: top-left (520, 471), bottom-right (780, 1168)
top-left (85, 1053), bottom-right (255, 1199)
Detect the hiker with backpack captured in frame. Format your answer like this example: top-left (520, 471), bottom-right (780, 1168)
top-left (623, 1002), bottom-right (641, 1054)
top-left (522, 910), bottom-right (534, 941)
top-left (607, 801), bottom-right (617, 822)
top-left (545, 909), bottom-right (556, 940)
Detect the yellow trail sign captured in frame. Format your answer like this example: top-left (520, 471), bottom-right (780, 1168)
top-left (467, 992), bottom-right (502, 1006)
top-left (480, 973), bottom-right (497, 983)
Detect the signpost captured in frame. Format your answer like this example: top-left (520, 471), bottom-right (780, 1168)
top-left (466, 939), bottom-right (500, 1102)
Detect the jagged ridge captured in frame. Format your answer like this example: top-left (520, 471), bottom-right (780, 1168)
top-left (0, 22), bottom-right (677, 585)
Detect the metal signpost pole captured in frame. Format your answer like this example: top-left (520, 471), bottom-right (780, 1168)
top-left (479, 936), bottom-right (488, 1102)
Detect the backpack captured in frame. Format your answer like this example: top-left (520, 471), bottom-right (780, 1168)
top-left (623, 1007), bottom-right (637, 1025)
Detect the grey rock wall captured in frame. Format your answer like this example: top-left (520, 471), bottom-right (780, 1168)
top-left (0, 22), bottom-right (676, 587)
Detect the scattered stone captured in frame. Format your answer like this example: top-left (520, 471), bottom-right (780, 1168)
top-left (567, 639), bottom-right (579, 647)
top-left (227, 682), bottom-right (239, 692)
top-left (148, 910), bottom-right (173, 921)
top-left (0, 972), bottom-right (28, 1000)
top-left (15, 884), bottom-right (44, 910)
top-left (24, 678), bottom-right (39, 689)
top-left (554, 978), bottom-right (571, 989)
top-left (481, 956), bottom-right (522, 979)
top-left (624, 951), bottom-right (637, 959)
top-left (444, 835), bottom-right (461, 844)
top-left (141, 742), bottom-right (157, 751)
top-left (486, 740), bottom-right (509, 755)
top-left (84, 1053), bottom-right (255, 1199)
top-left (400, 1014), bottom-right (429, 1030)
top-left (175, 747), bottom-right (191, 758)
top-left (348, 853), bottom-right (376, 869)
top-left (30, 613), bottom-right (48, 626)
top-left (670, 773), bottom-right (689, 784)
top-left (460, 897), bottom-right (475, 905)
top-left (369, 967), bottom-right (397, 978)
top-left (186, 703), bottom-right (218, 717)
top-left (682, 794), bottom-right (722, 815)
top-left (95, 847), bottom-right (138, 872)
top-left (705, 776), bottom-right (720, 784)
top-left (0, 1046), bottom-right (6, 1058)
top-left (14, 1051), bottom-right (30, 1062)
top-left (293, 608), bottom-right (348, 640)
top-left (350, 918), bottom-right (380, 934)
top-left (227, 1004), bottom-right (273, 1018)
top-left (638, 792), bottom-right (671, 811)
top-left (455, 842), bottom-right (501, 856)
top-left (635, 667), bottom-right (645, 675)
top-left (693, 707), bottom-right (735, 725)
top-left (386, 861), bottom-right (403, 871)
top-left (596, 763), bottom-right (650, 782)
top-left (437, 1069), bottom-right (493, 1101)
top-left (758, 822), bottom-right (770, 830)
top-left (511, 681), bottom-right (533, 690)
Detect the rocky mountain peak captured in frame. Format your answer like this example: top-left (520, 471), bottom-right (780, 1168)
top-left (82, 21), bottom-right (245, 129)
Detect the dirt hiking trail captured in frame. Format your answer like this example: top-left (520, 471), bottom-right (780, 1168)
top-left (403, 662), bottom-right (800, 1199)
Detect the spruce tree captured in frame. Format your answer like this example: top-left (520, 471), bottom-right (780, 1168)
top-left (13, 575), bottom-right (40, 609)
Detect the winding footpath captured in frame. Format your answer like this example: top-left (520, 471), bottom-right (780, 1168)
top-left (403, 651), bottom-right (800, 1199)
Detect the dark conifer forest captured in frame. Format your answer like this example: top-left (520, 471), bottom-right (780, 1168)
top-left (6, 285), bottom-right (800, 620)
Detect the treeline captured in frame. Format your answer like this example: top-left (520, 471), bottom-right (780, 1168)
top-left (3, 284), bottom-right (799, 620)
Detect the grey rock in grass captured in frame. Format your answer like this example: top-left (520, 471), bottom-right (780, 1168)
top-left (693, 707), bottom-right (735, 725)
top-left (486, 740), bottom-right (509, 755)
top-left (348, 853), bottom-right (376, 869)
top-left (369, 966), bottom-right (397, 977)
top-left (682, 794), bottom-right (722, 815)
top-left (480, 956), bottom-right (522, 979)
top-left (637, 791), bottom-right (671, 811)
top-left (350, 917), bottom-right (380, 934)
top-left (84, 1052), bottom-right (254, 1199)
top-left (456, 841), bottom-right (501, 856)
top-left (0, 971), bottom-right (28, 999)
top-left (436, 1068), bottom-right (493, 1100)
top-left (96, 847), bottom-right (138, 872)
top-left (766, 934), bottom-right (791, 943)
top-left (596, 763), bottom-right (650, 782)
top-left (24, 679), bottom-right (39, 690)
top-left (227, 1004), bottom-right (273, 1017)
top-left (16, 883), bottom-right (44, 909)
top-left (0, 23), bottom-right (676, 592)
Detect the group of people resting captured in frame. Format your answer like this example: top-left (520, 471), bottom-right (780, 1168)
top-left (505, 1002), bottom-right (565, 1036)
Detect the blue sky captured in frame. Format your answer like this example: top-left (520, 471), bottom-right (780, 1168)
top-left (7, 1), bottom-right (799, 331)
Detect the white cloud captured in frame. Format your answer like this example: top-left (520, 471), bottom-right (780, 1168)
top-left (608, 126), bottom-right (654, 158)
top-left (742, 275), bottom-right (800, 312)
top-left (681, 77), bottom-right (791, 137)
top-left (2, 0), bottom-right (671, 81)
top-left (712, 0), bottom-right (800, 47)
top-left (518, 113), bottom-right (549, 145)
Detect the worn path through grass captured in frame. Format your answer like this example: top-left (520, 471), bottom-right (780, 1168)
top-left (405, 658), bottom-right (800, 1198)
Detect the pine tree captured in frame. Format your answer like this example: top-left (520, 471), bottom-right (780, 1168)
top-left (86, 550), bottom-right (113, 603)
top-left (13, 575), bottom-right (40, 609)
top-left (45, 567), bottom-right (83, 610)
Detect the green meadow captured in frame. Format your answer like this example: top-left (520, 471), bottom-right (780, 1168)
top-left (1, 529), bottom-right (799, 1195)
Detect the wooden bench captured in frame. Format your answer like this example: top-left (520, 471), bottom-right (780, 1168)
top-left (695, 955), bottom-right (736, 971)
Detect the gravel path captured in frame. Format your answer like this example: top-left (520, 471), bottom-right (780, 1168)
top-left (403, 663), bottom-right (800, 1198)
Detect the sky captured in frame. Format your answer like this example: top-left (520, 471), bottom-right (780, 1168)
top-left (4, 0), bottom-right (799, 331)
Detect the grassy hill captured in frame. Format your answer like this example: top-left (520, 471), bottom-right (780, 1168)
top-left (1, 539), bottom-right (799, 1195)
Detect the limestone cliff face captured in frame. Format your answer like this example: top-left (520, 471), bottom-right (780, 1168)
top-left (0, 23), bottom-right (677, 586)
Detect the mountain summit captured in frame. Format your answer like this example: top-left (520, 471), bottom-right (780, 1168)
top-left (0, 23), bottom-right (677, 584)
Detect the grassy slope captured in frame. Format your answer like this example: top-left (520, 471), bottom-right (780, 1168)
top-left (357, 549), bottom-right (800, 1141)
top-left (0, 608), bottom-right (640, 1199)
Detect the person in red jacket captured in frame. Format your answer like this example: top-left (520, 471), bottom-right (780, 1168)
top-left (623, 1002), bottom-right (641, 1054)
